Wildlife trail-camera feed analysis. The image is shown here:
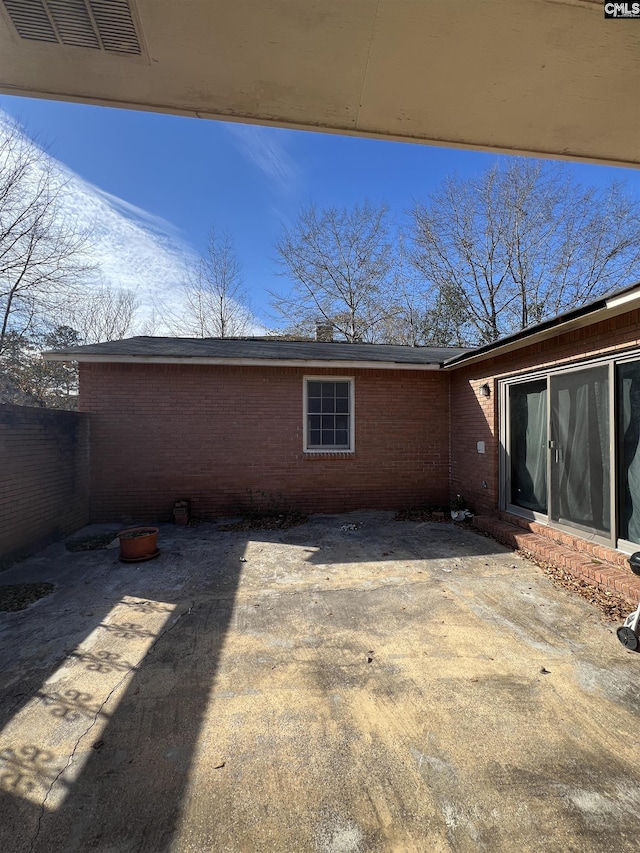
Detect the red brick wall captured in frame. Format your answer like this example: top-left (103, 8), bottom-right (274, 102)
top-left (0, 404), bottom-right (90, 562)
top-left (79, 363), bottom-right (450, 521)
top-left (449, 308), bottom-right (640, 516)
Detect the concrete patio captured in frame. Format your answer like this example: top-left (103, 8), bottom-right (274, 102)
top-left (0, 511), bottom-right (638, 852)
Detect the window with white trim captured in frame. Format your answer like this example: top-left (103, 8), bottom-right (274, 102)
top-left (304, 377), bottom-right (354, 452)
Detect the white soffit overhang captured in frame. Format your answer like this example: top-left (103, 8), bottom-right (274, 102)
top-left (1, 0), bottom-right (640, 167)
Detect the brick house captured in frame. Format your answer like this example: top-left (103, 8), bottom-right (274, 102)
top-left (45, 338), bottom-right (466, 521)
top-left (44, 281), bottom-right (640, 567)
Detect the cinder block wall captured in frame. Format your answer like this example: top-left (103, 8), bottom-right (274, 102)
top-left (448, 308), bottom-right (640, 516)
top-left (0, 405), bottom-right (90, 562)
top-left (80, 363), bottom-right (450, 521)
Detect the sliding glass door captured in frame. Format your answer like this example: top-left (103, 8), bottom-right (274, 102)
top-left (504, 362), bottom-right (618, 546)
top-left (617, 360), bottom-right (640, 547)
top-left (508, 380), bottom-right (548, 514)
top-left (548, 365), bottom-right (611, 540)
top-left (503, 356), bottom-right (640, 548)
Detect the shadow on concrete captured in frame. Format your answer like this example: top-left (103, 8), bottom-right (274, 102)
top-left (238, 510), bottom-right (508, 565)
top-left (0, 514), bottom-right (509, 852)
top-left (0, 523), bottom-right (248, 853)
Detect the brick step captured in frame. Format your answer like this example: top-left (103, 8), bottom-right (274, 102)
top-left (474, 515), bottom-right (640, 606)
top-left (497, 510), bottom-right (633, 571)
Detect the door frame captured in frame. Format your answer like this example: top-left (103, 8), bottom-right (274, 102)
top-left (546, 361), bottom-right (615, 548)
top-left (500, 351), bottom-right (640, 551)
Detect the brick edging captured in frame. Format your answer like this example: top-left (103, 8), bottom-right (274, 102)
top-left (473, 515), bottom-right (640, 607)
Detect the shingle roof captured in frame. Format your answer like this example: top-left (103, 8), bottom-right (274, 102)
top-left (43, 336), bottom-right (469, 366)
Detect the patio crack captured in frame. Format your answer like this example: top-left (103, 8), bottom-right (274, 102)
top-left (27, 600), bottom-right (195, 853)
top-left (236, 577), bottom-right (471, 601)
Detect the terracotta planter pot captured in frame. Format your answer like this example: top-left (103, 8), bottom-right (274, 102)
top-left (118, 527), bottom-right (159, 562)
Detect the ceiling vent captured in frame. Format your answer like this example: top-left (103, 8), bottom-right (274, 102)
top-left (2, 0), bottom-right (141, 54)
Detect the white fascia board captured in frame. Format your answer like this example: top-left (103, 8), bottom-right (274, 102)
top-left (42, 354), bottom-right (443, 371)
top-left (444, 298), bottom-right (640, 371)
top-left (606, 288), bottom-right (640, 310)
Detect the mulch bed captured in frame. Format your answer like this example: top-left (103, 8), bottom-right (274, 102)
top-left (219, 512), bottom-right (309, 532)
top-left (0, 582), bottom-right (54, 612)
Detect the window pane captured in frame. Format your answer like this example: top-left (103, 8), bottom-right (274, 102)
top-left (335, 430), bottom-right (348, 446)
top-left (509, 380), bottom-right (547, 513)
top-left (618, 361), bottom-right (640, 543)
top-left (306, 379), bottom-right (352, 450)
top-left (550, 365), bottom-right (610, 535)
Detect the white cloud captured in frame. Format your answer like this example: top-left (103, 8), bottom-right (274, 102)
top-left (56, 172), bottom-right (198, 330)
top-left (0, 112), bottom-right (267, 337)
top-left (0, 113), bottom-right (189, 334)
top-left (225, 122), bottom-right (300, 195)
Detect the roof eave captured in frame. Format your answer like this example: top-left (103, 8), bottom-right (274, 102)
top-left (443, 286), bottom-right (640, 370)
top-left (42, 353), bottom-right (444, 371)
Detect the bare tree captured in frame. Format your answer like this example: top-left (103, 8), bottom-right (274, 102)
top-left (0, 118), bottom-right (92, 353)
top-left (178, 228), bottom-right (253, 338)
top-left (271, 202), bottom-right (399, 342)
top-left (0, 325), bottom-right (80, 408)
top-left (375, 234), bottom-right (433, 346)
top-left (67, 282), bottom-right (139, 343)
top-left (409, 160), bottom-right (640, 345)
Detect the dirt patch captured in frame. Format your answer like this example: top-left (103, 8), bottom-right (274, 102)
top-left (0, 582), bottom-right (54, 612)
top-left (395, 508), bottom-right (455, 523)
top-left (66, 531), bottom-right (119, 552)
top-left (219, 512), bottom-right (308, 532)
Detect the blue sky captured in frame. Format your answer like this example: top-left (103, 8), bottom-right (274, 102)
top-left (2, 93), bottom-right (640, 330)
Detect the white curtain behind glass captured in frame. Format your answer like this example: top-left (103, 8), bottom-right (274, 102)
top-left (619, 363), bottom-right (640, 544)
top-left (510, 381), bottom-right (547, 513)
